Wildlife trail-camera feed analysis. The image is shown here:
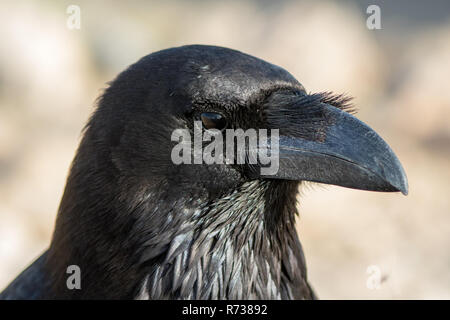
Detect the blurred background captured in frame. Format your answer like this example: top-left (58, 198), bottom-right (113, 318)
top-left (0, 0), bottom-right (449, 299)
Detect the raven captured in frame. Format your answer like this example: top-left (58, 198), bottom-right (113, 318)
top-left (0, 45), bottom-right (408, 300)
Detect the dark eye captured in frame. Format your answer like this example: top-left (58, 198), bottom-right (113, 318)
top-left (201, 112), bottom-right (227, 131)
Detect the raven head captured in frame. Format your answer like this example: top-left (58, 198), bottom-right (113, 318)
top-left (93, 45), bottom-right (407, 198)
top-left (46, 45), bottom-right (407, 299)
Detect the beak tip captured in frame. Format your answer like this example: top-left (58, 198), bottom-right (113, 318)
top-left (400, 179), bottom-right (409, 196)
top-left (393, 167), bottom-right (409, 196)
top-left (400, 186), bottom-right (409, 196)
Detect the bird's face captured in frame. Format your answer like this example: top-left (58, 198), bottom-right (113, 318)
top-left (96, 45), bottom-right (407, 200)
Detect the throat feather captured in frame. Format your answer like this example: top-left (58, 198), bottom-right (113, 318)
top-left (140, 180), bottom-right (300, 299)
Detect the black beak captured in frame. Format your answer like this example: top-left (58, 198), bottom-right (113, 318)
top-left (260, 103), bottom-right (408, 195)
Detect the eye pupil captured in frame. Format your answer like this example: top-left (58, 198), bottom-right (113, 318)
top-left (201, 112), bottom-right (227, 130)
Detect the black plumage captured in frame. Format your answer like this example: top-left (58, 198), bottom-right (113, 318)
top-left (0, 45), bottom-right (408, 299)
